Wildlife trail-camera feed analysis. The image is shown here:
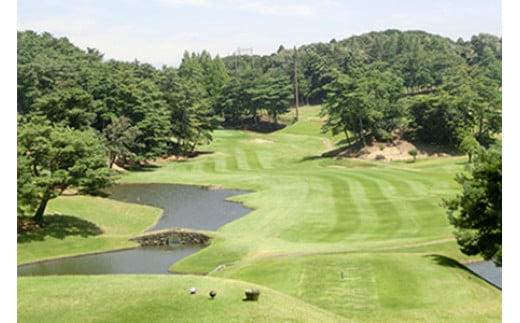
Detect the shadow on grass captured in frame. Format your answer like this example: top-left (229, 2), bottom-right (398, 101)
top-left (426, 254), bottom-right (502, 290)
top-left (125, 164), bottom-right (162, 172)
top-left (301, 155), bottom-right (325, 162)
top-left (223, 117), bottom-right (287, 134)
top-left (425, 254), bottom-right (473, 273)
top-left (17, 215), bottom-right (103, 243)
top-left (300, 146), bottom-right (347, 162)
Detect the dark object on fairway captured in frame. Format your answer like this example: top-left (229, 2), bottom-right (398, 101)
top-left (244, 288), bottom-right (260, 301)
top-left (209, 290), bottom-right (216, 299)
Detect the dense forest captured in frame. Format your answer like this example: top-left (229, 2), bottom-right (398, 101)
top-left (17, 29), bottom-right (502, 218)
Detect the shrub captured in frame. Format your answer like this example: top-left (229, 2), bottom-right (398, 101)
top-left (408, 148), bottom-right (418, 161)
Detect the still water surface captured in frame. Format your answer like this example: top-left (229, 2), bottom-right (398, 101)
top-left (106, 183), bottom-right (252, 231)
top-left (18, 184), bottom-right (251, 276)
top-left (17, 245), bottom-right (202, 275)
top-left (464, 261), bottom-right (502, 289)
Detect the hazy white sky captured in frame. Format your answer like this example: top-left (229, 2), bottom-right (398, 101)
top-left (17, 0), bottom-right (502, 67)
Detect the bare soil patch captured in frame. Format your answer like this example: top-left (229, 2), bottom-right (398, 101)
top-left (250, 138), bottom-right (275, 144)
top-left (335, 140), bottom-right (454, 162)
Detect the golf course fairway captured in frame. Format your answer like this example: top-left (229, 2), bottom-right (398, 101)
top-left (18, 106), bottom-right (501, 322)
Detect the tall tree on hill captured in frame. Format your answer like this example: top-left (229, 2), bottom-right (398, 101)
top-left (407, 92), bottom-right (466, 146)
top-left (321, 65), bottom-right (405, 146)
top-left (299, 46), bottom-right (336, 104)
top-left (102, 115), bottom-right (142, 168)
top-left (429, 63), bottom-right (501, 147)
top-left (214, 74), bottom-right (246, 125)
top-left (31, 81), bottom-right (97, 130)
top-left (99, 62), bottom-right (171, 163)
top-left (249, 72), bottom-right (292, 124)
top-left (159, 61), bottom-right (220, 155)
top-left (320, 71), bottom-right (357, 144)
top-left (131, 78), bottom-right (171, 161)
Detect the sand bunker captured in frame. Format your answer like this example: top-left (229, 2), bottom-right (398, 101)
top-left (250, 138), bottom-right (275, 144)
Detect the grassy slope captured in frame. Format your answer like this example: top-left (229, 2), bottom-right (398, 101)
top-left (216, 252), bottom-right (501, 322)
top-left (18, 275), bottom-right (346, 323)
top-left (18, 106), bottom-right (501, 322)
top-left (17, 197), bottom-right (161, 264)
top-left (124, 107), bottom-right (469, 272)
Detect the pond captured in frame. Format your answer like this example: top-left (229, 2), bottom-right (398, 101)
top-left (105, 183), bottom-right (252, 231)
top-left (18, 184), bottom-right (252, 276)
top-left (464, 261), bottom-right (502, 289)
top-left (17, 245), bottom-right (203, 275)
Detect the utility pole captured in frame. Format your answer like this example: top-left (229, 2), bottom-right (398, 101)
top-left (293, 46), bottom-right (299, 122)
top-left (234, 52), bottom-right (238, 74)
top-left (235, 48), bottom-right (254, 70)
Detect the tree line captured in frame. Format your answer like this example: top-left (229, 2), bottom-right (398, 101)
top-left (17, 29), bottom-right (501, 222)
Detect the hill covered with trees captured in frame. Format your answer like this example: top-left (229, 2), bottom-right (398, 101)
top-left (17, 29), bottom-right (501, 218)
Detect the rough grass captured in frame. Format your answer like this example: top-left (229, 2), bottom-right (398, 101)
top-left (17, 106), bottom-right (501, 322)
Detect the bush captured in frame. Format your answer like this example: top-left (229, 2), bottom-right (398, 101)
top-left (374, 129), bottom-right (393, 142)
top-left (408, 148), bottom-right (418, 161)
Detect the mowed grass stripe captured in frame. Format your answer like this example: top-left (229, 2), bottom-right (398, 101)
top-left (343, 171), bottom-right (419, 240)
top-left (334, 168), bottom-right (454, 242)
top-left (278, 170), bottom-right (410, 246)
top-left (343, 172), bottom-right (404, 240)
top-left (279, 171), bottom-right (382, 244)
top-left (276, 175), bottom-right (338, 243)
top-left (201, 157), bottom-right (217, 173)
top-left (355, 170), bottom-right (455, 239)
top-left (244, 148), bottom-right (263, 170)
top-left (189, 158), bottom-right (206, 174)
top-left (224, 154), bottom-right (238, 172)
top-left (255, 150), bottom-right (274, 169)
top-left (329, 173), bottom-right (381, 242)
top-left (233, 147), bottom-right (251, 171)
top-left (214, 153), bottom-right (228, 173)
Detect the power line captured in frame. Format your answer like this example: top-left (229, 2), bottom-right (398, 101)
top-left (233, 47), bottom-right (254, 71)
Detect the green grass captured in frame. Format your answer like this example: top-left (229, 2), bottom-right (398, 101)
top-left (17, 196), bottom-right (162, 264)
top-left (215, 253), bottom-right (501, 322)
top-left (18, 275), bottom-right (346, 323)
top-left (18, 106), bottom-right (501, 322)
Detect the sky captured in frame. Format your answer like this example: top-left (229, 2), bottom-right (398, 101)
top-left (16, 0), bottom-right (503, 67)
